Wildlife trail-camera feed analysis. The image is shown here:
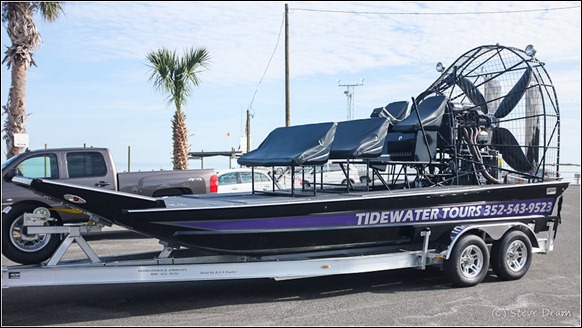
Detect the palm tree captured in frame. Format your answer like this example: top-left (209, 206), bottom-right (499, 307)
top-left (147, 47), bottom-right (210, 170)
top-left (1, 2), bottom-right (63, 159)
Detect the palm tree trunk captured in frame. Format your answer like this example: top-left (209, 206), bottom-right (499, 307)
top-left (172, 108), bottom-right (190, 170)
top-left (3, 57), bottom-right (28, 159)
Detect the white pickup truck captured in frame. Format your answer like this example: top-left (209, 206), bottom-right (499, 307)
top-left (2, 147), bottom-right (218, 264)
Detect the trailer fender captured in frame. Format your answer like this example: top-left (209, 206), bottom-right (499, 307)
top-left (444, 222), bottom-right (538, 260)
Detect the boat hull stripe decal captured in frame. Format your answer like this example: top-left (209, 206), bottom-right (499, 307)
top-left (161, 198), bottom-right (556, 231)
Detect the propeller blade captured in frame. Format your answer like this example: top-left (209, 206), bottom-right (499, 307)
top-left (525, 128), bottom-right (540, 166)
top-left (492, 127), bottom-right (534, 173)
top-left (495, 67), bottom-right (532, 119)
top-left (456, 76), bottom-right (488, 114)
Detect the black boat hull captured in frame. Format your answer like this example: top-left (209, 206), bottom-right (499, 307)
top-left (15, 178), bottom-right (568, 256)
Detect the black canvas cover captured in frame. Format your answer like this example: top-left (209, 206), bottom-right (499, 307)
top-left (370, 101), bottom-right (410, 121)
top-left (329, 117), bottom-right (390, 159)
top-left (238, 122), bottom-right (337, 167)
top-left (391, 96), bottom-right (447, 132)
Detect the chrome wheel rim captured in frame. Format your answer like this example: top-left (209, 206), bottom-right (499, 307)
top-left (9, 211), bottom-right (53, 253)
top-left (505, 240), bottom-right (527, 272)
top-left (459, 245), bottom-right (484, 279)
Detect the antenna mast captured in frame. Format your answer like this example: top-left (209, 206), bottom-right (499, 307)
top-left (338, 79), bottom-right (364, 120)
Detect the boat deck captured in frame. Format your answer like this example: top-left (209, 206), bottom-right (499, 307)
top-left (155, 181), bottom-right (562, 211)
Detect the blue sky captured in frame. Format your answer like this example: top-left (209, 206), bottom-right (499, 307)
top-left (1, 1), bottom-right (580, 172)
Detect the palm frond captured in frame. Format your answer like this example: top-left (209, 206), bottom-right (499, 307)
top-left (37, 2), bottom-right (64, 22)
top-left (146, 46), bottom-right (211, 109)
top-left (146, 48), bottom-right (178, 104)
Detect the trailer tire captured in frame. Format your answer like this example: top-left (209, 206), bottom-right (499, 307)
top-left (443, 234), bottom-right (489, 287)
top-left (490, 230), bottom-right (532, 281)
top-left (2, 203), bottom-right (63, 265)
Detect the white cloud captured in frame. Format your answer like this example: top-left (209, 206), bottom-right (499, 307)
top-left (36, 2), bottom-right (581, 84)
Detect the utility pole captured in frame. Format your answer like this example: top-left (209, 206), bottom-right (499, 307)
top-left (246, 109), bottom-right (251, 153)
top-left (285, 3), bottom-right (290, 127)
top-left (338, 78), bottom-right (364, 120)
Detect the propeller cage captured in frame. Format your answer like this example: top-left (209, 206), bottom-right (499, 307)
top-left (417, 44), bottom-right (560, 184)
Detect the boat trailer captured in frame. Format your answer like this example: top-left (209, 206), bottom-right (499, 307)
top-left (2, 216), bottom-right (559, 289)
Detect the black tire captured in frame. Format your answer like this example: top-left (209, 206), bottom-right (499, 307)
top-left (443, 234), bottom-right (489, 287)
top-left (1, 203), bottom-right (63, 264)
top-left (490, 230), bottom-right (532, 281)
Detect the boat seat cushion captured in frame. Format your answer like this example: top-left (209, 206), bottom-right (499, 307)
top-left (329, 117), bottom-right (390, 159)
top-left (391, 96), bottom-right (448, 133)
top-left (370, 101), bottom-right (410, 122)
top-left (238, 122), bottom-right (337, 167)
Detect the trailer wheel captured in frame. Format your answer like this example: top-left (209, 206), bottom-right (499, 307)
top-left (443, 234), bottom-right (489, 287)
top-left (490, 230), bottom-right (532, 281)
top-left (1, 203), bottom-right (63, 264)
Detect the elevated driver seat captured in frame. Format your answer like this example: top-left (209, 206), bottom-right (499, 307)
top-left (373, 95), bottom-right (448, 163)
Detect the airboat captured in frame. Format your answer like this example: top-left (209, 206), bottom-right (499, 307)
top-left (5, 44), bottom-right (570, 287)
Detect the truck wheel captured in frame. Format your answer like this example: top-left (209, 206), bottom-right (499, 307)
top-left (340, 179), bottom-right (356, 186)
top-left (1, 204), bottom-right (63, 264)
top-left (490, 230), bottom-right (532, 281)
top-left (443, 234), bottom-right (489, 287)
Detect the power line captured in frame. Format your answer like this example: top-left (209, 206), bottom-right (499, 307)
top-left (242, 11), bottom-right (285, 151)
top-left (291, 5), bottom-right (580, 16)
top-left (246, 12), bottom-right (285, 116)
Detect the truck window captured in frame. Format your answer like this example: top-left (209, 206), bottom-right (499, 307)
top-left (66, 152), bottom-right (107, 178)
top-left (16, 154), bottom-right (59, 179)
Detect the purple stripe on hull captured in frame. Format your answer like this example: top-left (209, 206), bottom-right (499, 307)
top-left (162, 198), bottom-right (555, 231)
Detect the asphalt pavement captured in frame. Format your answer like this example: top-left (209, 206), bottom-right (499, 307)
top-left (1, 185), bottom-right (580, 326)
